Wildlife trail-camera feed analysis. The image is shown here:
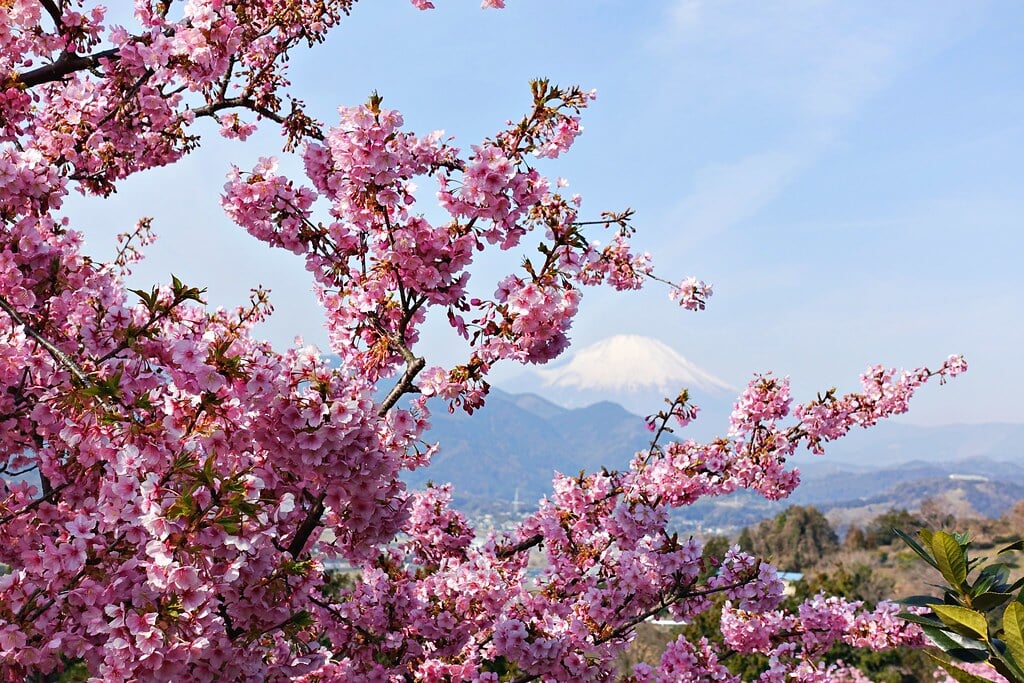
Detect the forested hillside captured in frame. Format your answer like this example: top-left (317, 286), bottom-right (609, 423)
top-left (620, 501), bottom-right (1024, 681)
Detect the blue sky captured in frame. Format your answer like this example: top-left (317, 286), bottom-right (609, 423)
top-left (67, 1), bottom-right (1023, 425)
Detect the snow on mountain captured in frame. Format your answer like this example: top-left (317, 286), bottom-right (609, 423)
top-left (496, 335), bottom-right (737, 429)
top-left (536, 335), bottom-right (734, 396)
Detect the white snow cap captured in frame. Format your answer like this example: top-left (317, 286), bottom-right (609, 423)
top-left (537, 335), bottom-right (733, 395)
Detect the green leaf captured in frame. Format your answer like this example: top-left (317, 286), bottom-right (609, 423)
top-left (130, 287), bottom-right (159, 311)
top-left (216, 516), bottom-right (240, 535)
top-left (933, 530), bottom-right (968, 588)
top-left (973, 575), bottom-right (997, 598)
top-left (933, 604), bottom-right (990, 641)
top-left (974, 564), bottom-right (1009, 595)
top-left (898, 611), bottom-right (947, 629)
top-left (974, 565), bottom-right (1007, 589)
top-left (928, 654), bottom-right (999, 683)
top-left (1004, 602), bottom-right (1024, 674)
top-left (921, 624), bottom-right (987, 656)
top-left (972, 592), bottom-right (1015, 612)
top-left (947, 648), bottom-right (994, 664)
top-left (901, 594), bottom-right (943, 607)
top-left (997, 539), bottom-right (1024, 554)
top-left (895, 527), bottom-right (939, 569)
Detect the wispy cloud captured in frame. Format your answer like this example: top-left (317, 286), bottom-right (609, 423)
top-left (667, 147), bottom-right (810, 250)
top-left (650, 0), bottom-right (981, 247)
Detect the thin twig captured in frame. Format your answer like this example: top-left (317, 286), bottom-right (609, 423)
top-left (0, 482), bottom-right (71, 526)
top-left (192, 97), bottom-right (325, 141)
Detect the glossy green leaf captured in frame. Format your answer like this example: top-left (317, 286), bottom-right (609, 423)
top-left (947, 648), bottom-right (994, 664)
top-left (895, 527), bottom-right (939, 569)
top-left (990, 651), bottom-right (1024, 683)
top-left (933, 531), bottom-right (968, 588)
top-left (973, 563), bottom-right (1011, 596)
top-left (898, 611), bottom-right (946, 629)
top-left (972, 592), bottom-right (1014, 612)
top-left (932, 604), bottom-right (989, 640)
top-left (921, 625), bottom-right (987, 657)
top-left (1004, 602), bottom-right (1024, 674)
top-left (901, 594), bottom-right (943, 607)
top-left (972, 574), bottom-right (997, 598)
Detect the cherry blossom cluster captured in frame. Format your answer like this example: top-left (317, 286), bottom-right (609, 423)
top-left (669, 276), bottom-right (714, 311)
top-left (223, 80), bottom-right (667, 392)
top-left (0, 1), bottom-right (967, 681)
top-left (720, 596), bottom-right (927, 682)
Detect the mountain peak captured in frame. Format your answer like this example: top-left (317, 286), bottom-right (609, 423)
top-left (536, 335), bottom-right (733, 395)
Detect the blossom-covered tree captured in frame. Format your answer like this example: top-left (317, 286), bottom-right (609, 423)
top-left (0, 1), bottom-right (966, 681)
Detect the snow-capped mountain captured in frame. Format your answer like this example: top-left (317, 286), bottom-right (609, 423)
top-left (536, 335), bottom-right (734, 396)
top-left (501, 335), bottom-right (737, 436)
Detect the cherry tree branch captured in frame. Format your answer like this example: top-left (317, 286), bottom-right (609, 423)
top-left (0, 482), bottom-right (70, 526)
top-left (14, 48), bottom-right (120, 88)
top-left (286, 493), bottom-right (326, 558)
top-left (378, 355), bottom-right (425, 417)
top-left (192, 97), bottom-right (286, 124)
top-left (0, 295), bottom-right (91, 386)
top-left (495, 534), bottom-right (543, 560)
top-left (38, 0), bottom-right (63, 29)
top-left (286, 348), bottom-right (425, 559)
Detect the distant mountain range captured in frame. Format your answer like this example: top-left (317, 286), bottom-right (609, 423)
top-left (412, 384), bottom-right (1024, 529)
top-left (402, 333), bottom-right (1024, 527)
top-left (671, 457), bottom-right (1024, 533)
top-left (408, 389), bottom-right (650, 512)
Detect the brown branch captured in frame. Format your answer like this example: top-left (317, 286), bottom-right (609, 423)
top-left (378, 355), bottom-right (425, 416)
top-left (0, 294), bottom-right (91, 386)
top-left (496, 533), bottom-right (543, 560)
top-left (508, 574), bottom-right (761, 682)
top-left (286, 493), bottom-right (326, 558)
top-left (14, 48), bottom-right (120, 89)
top-left (192, 97), bottom-right (284, 122)
top-left (192, 97), bottom-right (325, 141)
top-left (39, 0), bottom-right (63, 29)
top-left (0, 482), bottom-right (70, 526)
top-left (287, 348), bottom-right (425, 558)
